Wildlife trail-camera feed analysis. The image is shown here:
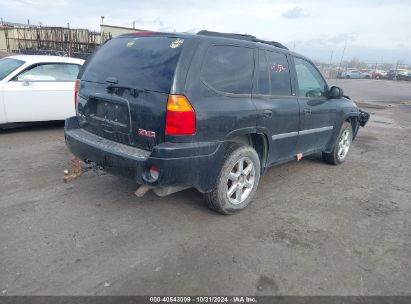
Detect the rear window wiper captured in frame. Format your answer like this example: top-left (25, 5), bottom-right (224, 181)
top-left (106, 83), bottom-right (148, 97)
top-left (105, 77), bottom-right (148, 97)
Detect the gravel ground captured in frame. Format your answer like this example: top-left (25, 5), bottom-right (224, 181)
top-left (0, 79), bottom-right (410, 296)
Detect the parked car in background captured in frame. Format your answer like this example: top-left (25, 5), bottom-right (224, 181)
top-left (360, 70), bottom-right (372, 79)
top-left (384, 69), bottom-right (409, 80)
top-left (0, 55), bottom-right (84, 128)
top-left (395, 70), bottom-right (411, 81)
top-left (371, 70), bottom-right (387, 79)
top-left (339, 69), bottom-right (371, 79)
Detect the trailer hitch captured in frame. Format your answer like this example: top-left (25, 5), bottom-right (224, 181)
top-left (63, 158), bottom-right (102, 183)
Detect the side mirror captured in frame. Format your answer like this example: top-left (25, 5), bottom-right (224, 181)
top-left (22, 76), bottom-right (34, 86)
top-left (328, 86), bottom-right (344, 99)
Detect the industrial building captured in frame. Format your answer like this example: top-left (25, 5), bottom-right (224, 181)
top-left (0, 21), bottom-right (144, 58)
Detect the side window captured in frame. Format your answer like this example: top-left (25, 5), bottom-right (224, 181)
top-left (257, 50), bottom-right (269, 95)
top-left (266, 51), bottom-right (292, 96)
top-left (15, 63), bottom-right (80, 82)
top-left (294, 57), bottom-right (327, 98)
top-left (201, 45), bottom-right (254, 94)
top-left (257, 50), bottom-right (291, 96)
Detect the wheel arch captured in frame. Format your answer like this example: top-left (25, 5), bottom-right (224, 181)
top-left (228, 132), bottom-right (269, 174)
top-left (324, 113), bottom-right (359, 153)
top-left (344, 114), bottom-right (360, 140)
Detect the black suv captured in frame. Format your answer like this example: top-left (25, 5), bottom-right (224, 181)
top-left (65, 31), bottom-right (369, 214)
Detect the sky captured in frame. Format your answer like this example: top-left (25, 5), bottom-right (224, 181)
top-left (1, 0), bottom-right (411, 64)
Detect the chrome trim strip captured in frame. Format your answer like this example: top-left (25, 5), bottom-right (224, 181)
top-left (271, 131), bottom-right (299, 141)
top-left (299, 126), bottom-right (333, 135)
top-left (271, 126), bottom-right (333, 140)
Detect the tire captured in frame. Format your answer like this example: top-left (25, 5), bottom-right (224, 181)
top-left (322, 122), bottom-right (353, 165)
top-left (346, 75), bottom-right (351, 79)
top-left (204, 143), bottom-right (261, 215)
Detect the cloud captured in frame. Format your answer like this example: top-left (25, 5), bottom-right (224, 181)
top-left (132, 17), bottom-right (174, 32)
top-left (282, 6), bottom-right (309, 19)
top-left (304, 33), bottom-right (358, 46)
top-left (10, 0), bottom-right (67, 6)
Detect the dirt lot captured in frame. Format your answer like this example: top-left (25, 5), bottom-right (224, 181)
top-left (1, 79), bottom-right (410, 296)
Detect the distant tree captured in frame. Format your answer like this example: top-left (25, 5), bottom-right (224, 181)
top-left (379, 63), bottom-right (394, 71)
top-left (342, 58), bottom-right (368, 69)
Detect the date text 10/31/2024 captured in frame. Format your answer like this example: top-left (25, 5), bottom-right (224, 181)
top-left (149, 296), bottom-right (257, 303)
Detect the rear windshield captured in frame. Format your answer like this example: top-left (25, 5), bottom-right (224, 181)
top-left (81, 36), bottom-right (186, 93)
top-left (0, 58), bottom-right (24, 80)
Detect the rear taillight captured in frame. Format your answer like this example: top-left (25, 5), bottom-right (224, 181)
top-left (165, 95), bottom-right (196, 135)
top-left (149, 165), bottom-right (159, 181)
top-left (74, 79), bottom-right (80, 111)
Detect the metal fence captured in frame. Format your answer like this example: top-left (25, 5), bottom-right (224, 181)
top-left (9, 48), bottom-right (92, 59)
top-left (0, 47), bottom-right (93, 59)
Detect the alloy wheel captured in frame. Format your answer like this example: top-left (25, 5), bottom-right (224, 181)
top-left (226, 157), bottom-right (256, 205)
top-left (337, 129), bottom-right (351, 161)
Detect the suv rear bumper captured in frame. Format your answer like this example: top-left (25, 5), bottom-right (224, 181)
top-left (64, 117), bottom-right (224, 193)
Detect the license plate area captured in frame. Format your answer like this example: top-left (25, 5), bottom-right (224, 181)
top-left (87, 98), bottom-right (130, 130)
top-left (84, 97), bottom-right (131, 144)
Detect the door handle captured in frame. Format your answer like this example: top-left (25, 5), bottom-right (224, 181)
top-left (303, 108), bottom-right (311, 115)
top-left (262, 110), bottom-right (273, 118)
top-left (105, 76), bottom-right (118, 84)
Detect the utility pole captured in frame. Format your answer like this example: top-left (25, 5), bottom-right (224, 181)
top-left (67, 22), bottom-right (71, 57)
top-left (133, 21), bottom-right (135, 29)
top-left (394, 60), bottom-right (401, 80)
top-left (337, 40), bottom-right (347, 80)
top-left (328, 50), bottom-right (334, 79)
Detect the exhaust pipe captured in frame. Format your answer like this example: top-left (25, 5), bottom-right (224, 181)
top-left (134, 185), bottom-right (190, 197)
top-left (134, 185), bottom-right (156, 197)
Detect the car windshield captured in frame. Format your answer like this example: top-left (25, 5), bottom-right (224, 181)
top-left (0, 58), bottom-right (25, 81)
top-left (80, 36), bottom-right (186, 93)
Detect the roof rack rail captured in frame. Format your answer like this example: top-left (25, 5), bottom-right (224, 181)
top-left (197, 30), bottom-right (288, 50)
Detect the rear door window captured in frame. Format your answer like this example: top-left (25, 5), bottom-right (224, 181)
top-left (257, 50), bottom-right (270, 95)
top-left (201, 45), bottom-right (254, 95)
top-left (81, 36), bottom-right (185, 93)
top-left (258, 50), bottom-right (291, 96)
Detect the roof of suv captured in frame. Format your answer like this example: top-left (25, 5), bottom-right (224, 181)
top-left (118, 30), bottom-right (301, 56)
top-left (196, 30), bottom-right (288, 50)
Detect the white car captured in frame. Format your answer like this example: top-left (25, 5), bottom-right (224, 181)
top-left (339, 70), bottom-right (371, 79)
top-left (0, 55), bottom-right (84, 127)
